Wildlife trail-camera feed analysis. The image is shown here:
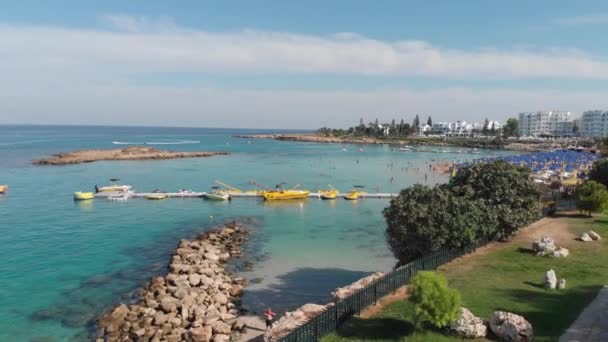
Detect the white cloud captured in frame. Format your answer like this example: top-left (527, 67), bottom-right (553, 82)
top-left (556, 14), bottom-right (608, 25)
top-left (0, 16), bottom-right (608, 79)
top-left (1, 15), bottom-right (608, 128)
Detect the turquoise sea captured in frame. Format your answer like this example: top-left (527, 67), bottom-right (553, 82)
top-left (0, 125), bottom-right (510, 341)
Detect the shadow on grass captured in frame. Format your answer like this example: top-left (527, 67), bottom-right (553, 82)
top-left (335, 317), bottom-right (415, 340)
top-left (493, 285), bottom-right (603, 340)
top-left (517, 247), bottom-right (536, 255)
top-left (523, 281), bottom-right (545, 289)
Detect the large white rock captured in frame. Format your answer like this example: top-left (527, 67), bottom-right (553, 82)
top-left (489, 311), bottom-right (533, 342)
top-left (450, 307), bottom-right (487, 338)
top-left (588, 230), bottom-right (601, 241)
top-left (532, 236), bottom-right (555, 255)
top-left (579, 232), bottom-right (593, 242)
top-left (544, 269), bottom-right (557, 290)
top-left (331, 272), bottom-right (385, 300)
top-left (551, 247), bottom-right (569, 258)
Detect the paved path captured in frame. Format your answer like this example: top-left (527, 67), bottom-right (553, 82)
top-left (560, 286), bottom-right (608, 342)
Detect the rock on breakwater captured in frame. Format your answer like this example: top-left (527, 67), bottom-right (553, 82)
top-left (96, 223), bottom-right (249, 342)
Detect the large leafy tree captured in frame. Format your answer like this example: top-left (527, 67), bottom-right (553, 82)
top-left (578, 180), bottom-right (608, 216)
top-left (384, 185), bottom-right (492, 264)
top-left (589, 159), bottom-right (608, 188)
top-left (502, 118), bottom-right (519, 137)
top-left (450, 160), bottom-right (542, 239)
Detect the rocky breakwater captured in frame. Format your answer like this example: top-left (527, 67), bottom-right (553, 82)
top-left (97, 223), bottom-right (249, 342)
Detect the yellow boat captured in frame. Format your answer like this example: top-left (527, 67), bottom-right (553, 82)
top-left (74, 191), bottom-right (94, 200)
top-left (97, 185), bottom-right (132, 192)
top-left (344, 190), bottom-right (363, 200)
top-left (262, 190), bottom-right (310, 200)
top-left (146, 194), bottom-right (167, 200)
top-left (0, 185), bottom-right (7, 194)
top-left (319, 189), bottom-right (338, 200)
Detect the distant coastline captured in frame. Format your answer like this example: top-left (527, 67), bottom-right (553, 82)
top-left (32, 146), bottom-right (229, 165)
top-left (234, 133), bottom-right (563, 152)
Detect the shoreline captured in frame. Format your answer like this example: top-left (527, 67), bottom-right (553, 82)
top-left (234, 133), bottom-right (568, 152)
top-left (96, 222), bottom-right (250, 342)
top-left (32, 146), bottom-right (229, 165)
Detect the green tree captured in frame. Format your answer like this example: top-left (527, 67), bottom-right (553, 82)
top-left (384, 185), bottom-right (492, 264)
top-left (589, 159), bottom-right (608, 187)
top-left (413, 115), bottom-right (420, 129)
top-left (577, 180), bottom-right (608, 216)
top-left (502, 117), bottom-right (519, 137)
top-left (482, 118), bottom-right (490, 135)
top-left (409, 271), bottom-right (461, 328)
top-left (573, 122), bottom-right (580, 135)
top-left (427, 116), bottom-right (432, 127)
top-left (451, 160), bottom-right (542, 239)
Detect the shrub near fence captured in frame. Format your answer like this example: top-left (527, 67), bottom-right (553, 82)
top-left (278, 199), bottom-right (574, 342)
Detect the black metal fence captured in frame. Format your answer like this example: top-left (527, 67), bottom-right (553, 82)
top-left (278, 199), bottom-right (576, 342)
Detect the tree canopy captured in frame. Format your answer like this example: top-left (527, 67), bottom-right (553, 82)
top-left (385, 160), bottom-right (542, 265)
top-left (502, 118), bottom-right (519, 137)
top-left (450, 160), bottom-right (542, 239)
top-left (589, 159), bottom-right (608, 188)
top-left (577, 180), bottom-right (608, 216)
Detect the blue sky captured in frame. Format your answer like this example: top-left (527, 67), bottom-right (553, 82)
top-left (1, 0), bottom-right (608, 128)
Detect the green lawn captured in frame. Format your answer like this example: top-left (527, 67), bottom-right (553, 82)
top-left (323, 215), bottom-right (608, 342)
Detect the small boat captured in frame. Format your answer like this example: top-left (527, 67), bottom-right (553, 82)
top-left (146, 194), bottom-right (167, 200)
top-left (262, 190), bottom-right (310, 201)
top-left (0, 185), bottom-right (7, 194)
top-left (344, 191), bottom-right (362, 200)
top-left (319, 189), bottom-right (338, 200)
top-left (319, 185), bottom-right (339, 200)
top-left (97, 185), bottom-right (132, 192)
top-left (74, 191), bottom-right (94, 201)
top-left (202, 192), bottom-right (230, 201)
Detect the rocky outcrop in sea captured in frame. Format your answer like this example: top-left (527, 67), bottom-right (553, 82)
top-left (96, 222), bottom-right (249, 342)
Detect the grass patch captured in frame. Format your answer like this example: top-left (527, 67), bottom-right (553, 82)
top-left (323, 215), bottom-right (608, 342)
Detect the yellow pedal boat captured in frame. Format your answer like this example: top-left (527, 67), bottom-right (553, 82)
top-left (344, 190), bottom-right (364, 200)
top-left (74, 191), bottom-right (94, 200)
top-left (262, 190), bottom-right (310, 200)
top-left (146, 194), bottom-right (167, 200)
top-left (0, 185), bottom-right (7, 194)
top-left (319, 189), bottom-right (338, 200)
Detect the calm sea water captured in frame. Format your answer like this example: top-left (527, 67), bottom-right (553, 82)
top-left (0, 125), bottom-right (510, 341)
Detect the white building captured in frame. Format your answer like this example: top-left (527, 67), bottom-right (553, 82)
top-left (580, 110), bottom-right (608, 138)
top-left (427, 120), bottom-right (500, 137)
top-left (518, 111), bottom-right (575, 137)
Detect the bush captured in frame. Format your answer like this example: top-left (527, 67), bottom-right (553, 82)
top-left (589, 159), bottom-right (608, 188)
top-left (450, 160), bottom-right (542, 239)
top-left (409, 271), bottom-right (461, 328)
top-left (577, 180), bottom-right (608, 216)
top-left (384, 185), bottom-right (493, 265)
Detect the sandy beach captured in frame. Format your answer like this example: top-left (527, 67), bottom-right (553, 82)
top-left (32, 146), bottom-right (229, 165)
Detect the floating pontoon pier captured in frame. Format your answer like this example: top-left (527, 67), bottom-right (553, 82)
top-left (93, 191), bottom-right (397, 200)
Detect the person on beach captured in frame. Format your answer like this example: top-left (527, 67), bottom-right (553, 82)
top-left (264, 307), bottom-right (276, 331)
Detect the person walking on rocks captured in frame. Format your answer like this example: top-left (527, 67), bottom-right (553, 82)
top-left (264, 307), bottom-right (276, 331)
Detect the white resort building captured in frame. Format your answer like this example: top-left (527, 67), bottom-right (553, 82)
top-left (518, 111), bottom-right (576, 138)
top-left (424, 120), bottom-right (499, 137)
top-left (580, 110), bottom-right (608, 138)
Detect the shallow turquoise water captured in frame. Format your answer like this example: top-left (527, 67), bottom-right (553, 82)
top-left (0, 126), bottom-right (510, 341)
